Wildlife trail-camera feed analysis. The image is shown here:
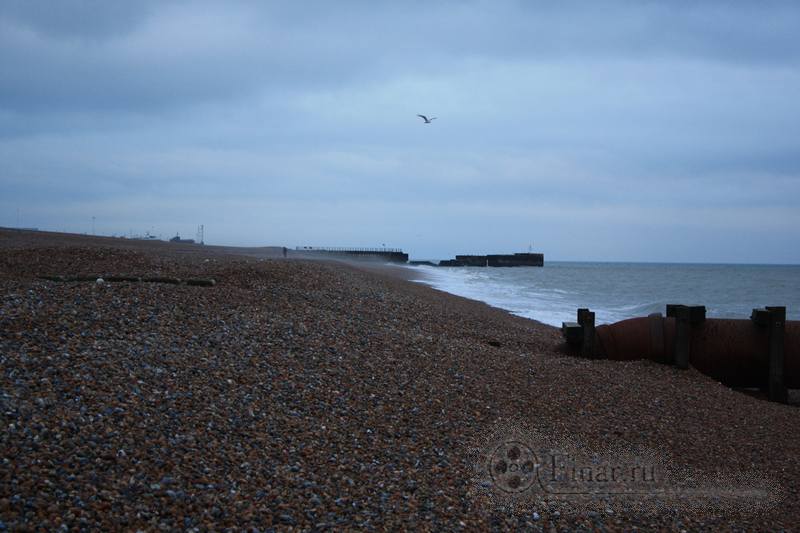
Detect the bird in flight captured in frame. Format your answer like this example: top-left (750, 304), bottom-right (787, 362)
top-left (417, 114), bottom-right (437, 124)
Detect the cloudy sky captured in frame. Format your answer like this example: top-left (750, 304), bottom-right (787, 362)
top-left (1, 1), bottom-right (799, 262)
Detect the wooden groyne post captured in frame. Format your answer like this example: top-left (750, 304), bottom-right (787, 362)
top-left (666, 304), bottom-right (706, 369)
top-left (752, 306), bottom-right (787, 403)
top-left (562, 308), bottom-right (595, 358)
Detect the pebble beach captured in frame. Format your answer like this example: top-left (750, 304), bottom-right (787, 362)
top-left (2, 229), bottom-right (800, 531)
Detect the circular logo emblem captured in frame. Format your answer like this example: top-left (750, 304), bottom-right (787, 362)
top-left (489, 441), bottom-right (538, 493)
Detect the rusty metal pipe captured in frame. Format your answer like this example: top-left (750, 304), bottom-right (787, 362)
top-left (595, 316), bottom-right (800, 388)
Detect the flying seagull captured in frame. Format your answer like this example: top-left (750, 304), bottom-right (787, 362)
top-left (417, 114), bottom-right (437, 124)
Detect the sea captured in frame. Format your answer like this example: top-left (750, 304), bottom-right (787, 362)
top-left (406, 262), bottom-right (800, 327)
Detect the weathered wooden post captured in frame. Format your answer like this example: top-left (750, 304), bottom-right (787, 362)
top-left (673, 306), bottom-right (691, 369)
top-left (648, 312), bottom-right (665, 362)
top-left (578, 308), bottom-right (596, 359)
top-left (768, 306), bottom-right (787, 403)
top-left (751, 306), bottom-right (787, 403)
top-left (666, 305), bottom-right (706, 369)
top-left (562, 314), bottom-right (583, 348)
top-left (561, 308), bottom-right (596, 358)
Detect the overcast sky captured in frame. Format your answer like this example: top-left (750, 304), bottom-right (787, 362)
top-left (1, 1), bottom-right (799, 262)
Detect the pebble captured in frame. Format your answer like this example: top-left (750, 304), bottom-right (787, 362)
top-left (278, 514), bottom-right (295, 525)
top-left (1, 232), bottom-right (798, 531)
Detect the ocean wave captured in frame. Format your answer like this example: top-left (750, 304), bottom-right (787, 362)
top-left (408, 262), bottom-right (800, 326)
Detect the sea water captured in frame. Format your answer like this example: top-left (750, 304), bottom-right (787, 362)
top-left (407, 262), bottom-right (800, 327)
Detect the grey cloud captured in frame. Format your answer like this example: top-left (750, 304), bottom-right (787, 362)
top-left (1, 1), bottom-right (799, 262)
top-left (4, 1), bottom-right (800, 115)
top-left (0, 0), bottom-right (156, 40)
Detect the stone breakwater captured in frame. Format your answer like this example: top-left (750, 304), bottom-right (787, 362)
top-left (1, 231), bottom-right (800, 530)
top-left (439, 253), bottom-right (544, 268)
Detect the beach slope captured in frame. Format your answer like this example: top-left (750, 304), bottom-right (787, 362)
top-left (1, 229), bottom-right (799, 530)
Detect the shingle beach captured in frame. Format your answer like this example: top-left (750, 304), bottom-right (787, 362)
top-left (1, 229), bottom-right (799, 531)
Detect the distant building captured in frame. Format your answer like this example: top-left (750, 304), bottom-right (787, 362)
top-left (169, 234), bottom-right (195, 244)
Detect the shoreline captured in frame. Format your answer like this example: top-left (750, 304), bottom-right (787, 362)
top-left (312, 257), bottom-right (560, 333)
top-left (1, 228), bottom-right (799, 530)
top-left (0, 226), bottom-right (555, 331)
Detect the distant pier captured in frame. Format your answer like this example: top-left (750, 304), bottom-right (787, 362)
top-left (295, 246), bottom-right (409, 263)
top-left (294, 246), bottom-right (543, 267)
top-left (439, 253), bottom-right (544, 267)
